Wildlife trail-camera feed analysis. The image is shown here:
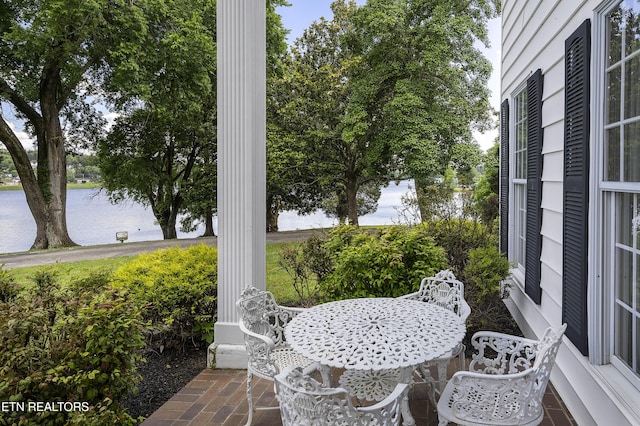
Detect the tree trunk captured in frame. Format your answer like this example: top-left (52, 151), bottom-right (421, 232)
top-left (345, 179), bottom-right (359, 226)
top-left (160, 210), bottom-right (178, 239)
top-left (0, 114), bottom-right (77, 251)
top-left (266, 195), bottom-right (279, 232)
top-left (202, 206), bottom-right (215, 237)
top-left (41, 97), bottom-right (76, 249)
top-left (335, 191), bottom-right (347, 225)
top-left (151, 199), bottom-right (178, 240)
top-left (413, 179), bottom-right (430, 223)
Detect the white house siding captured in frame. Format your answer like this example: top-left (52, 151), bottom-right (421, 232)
top-left (502, 0), bottom-right (640, 424)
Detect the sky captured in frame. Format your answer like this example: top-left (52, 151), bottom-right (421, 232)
top-left (277, 0), bottom-right (501, 152)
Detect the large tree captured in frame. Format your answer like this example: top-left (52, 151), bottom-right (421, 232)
top-left (282, 0), bottom-right (391, 226)
top-left (347, 0), bottom-right (498, 220)
top-left (97, 0), bottom-right (217, 240)
top-left (266, 52), bottom-right (325, 232)
top-left (0, 0), bottom-right (147, 249)
top-left (99, 0), bottom-right (291, 238)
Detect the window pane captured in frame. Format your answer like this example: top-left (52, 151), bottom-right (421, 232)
top-left (607, 127), bottom-right (621, 180)
top-left (607, 67), bottom-right (621, 124)
top-left (608, 6), bottom-right (623, 66)
top-left (624, 55), bottom-right (640, 119)
top-left (624, 2), bottom-right (640, 56)
top-left (624, 121), bottom-right (640, 181)
top-left (637, 317), bottom-right (640, 375)
top-left (618, 192), bottom-right (634, 247)
top-left (615, 305), bottom-right (633, 366)
top-left (636, 259), bottom-right (640, 310)
top-left (617, 248), bottom-right (633, 306)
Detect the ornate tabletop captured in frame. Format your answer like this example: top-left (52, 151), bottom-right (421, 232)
top-left (285, 297), bottom-right (466, 371)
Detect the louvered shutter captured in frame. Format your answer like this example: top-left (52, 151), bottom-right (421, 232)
top-left (525, 69), bottom-right (543, 304)
top-left (563, 19), bottom-right (591, 356)
top-left (500, 100), bottom-right (509, 256)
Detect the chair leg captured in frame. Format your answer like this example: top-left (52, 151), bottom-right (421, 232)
top-left (245, 371), bottom-right (254, 426)
top-left (319, 365), bottom-right (332, 386)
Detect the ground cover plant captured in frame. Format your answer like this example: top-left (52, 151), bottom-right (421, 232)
top-left (0, 270), bottom-right (145, 425)
top-left (0, 244), bottom-right (219, 424)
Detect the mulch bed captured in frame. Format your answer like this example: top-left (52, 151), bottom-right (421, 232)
top-left (121, 345), bottom-right (206, 422)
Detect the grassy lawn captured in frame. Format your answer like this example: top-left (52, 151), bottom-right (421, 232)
top-left (0, 182), bottom-right (101, 191)
top-left (7, 241), bottom-right (300, 302)
top-left (8, 256), bottom-right (135, 289)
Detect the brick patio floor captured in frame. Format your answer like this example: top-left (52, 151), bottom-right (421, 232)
top-left (141, 365), bottom-right (578, 426)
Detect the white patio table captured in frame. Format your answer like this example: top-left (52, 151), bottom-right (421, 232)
top-left (284, 297), bottom-right (466, 426)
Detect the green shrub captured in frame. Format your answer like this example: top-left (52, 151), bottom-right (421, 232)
top-left (111, 244), bottom-right (218, 348)
top-left (427, 218), bottom-right (496, 276)
top-left (0, 272), bottom-right (143, 426)
top-left (0, 265), bottom-right (20, 302)
top-left (320, 225), bottom-right (448, 299)
top-left (462, 245), bottom-right (517, 348)
top-left (279, 242), bottom-right (322, 307)
top-left (464, 245), bottom-right (511, 305)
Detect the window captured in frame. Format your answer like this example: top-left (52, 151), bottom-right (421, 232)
top-left (600, 0), bottom-right (640, 379)
top-left (513, 88), bottom-right (528, 269)
top-left (505, 71), bottom-right (543, 305)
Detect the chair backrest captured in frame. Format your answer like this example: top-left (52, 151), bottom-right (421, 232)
top-left (236, 285), bottom-right (290, 346)
top-left (275, 367), bottom-right (404, 426)
top-left (415, 270), bottom-right (469, 319)
top-left (466, 324), bottom-right (567, 423)
top-left (529, 324), bottom-right (567, 400)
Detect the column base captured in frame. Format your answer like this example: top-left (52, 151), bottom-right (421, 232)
top-left (208, 342), bottom-right (248, 369)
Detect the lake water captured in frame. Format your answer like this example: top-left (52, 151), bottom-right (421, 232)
top-left (0, 181), bottom-right (415, 254)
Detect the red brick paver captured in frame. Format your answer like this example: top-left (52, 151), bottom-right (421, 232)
top-left (142, 367), bottom-right (577, 426)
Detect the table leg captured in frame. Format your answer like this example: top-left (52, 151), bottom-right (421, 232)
top-left (401, 394), bottom-right (416, 426)
top-left (398, 367), bottom-right (416, 426)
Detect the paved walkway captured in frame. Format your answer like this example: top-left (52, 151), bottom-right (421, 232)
top-left (142, 365), bottom-right (577, 426)
top-left (142, 362), bottom-right (577, 426)
top-left (0, 230), bottom-right (321, 269)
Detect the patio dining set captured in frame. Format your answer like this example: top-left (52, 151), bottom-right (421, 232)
top-left (236, 270), bottom-right (566, 426)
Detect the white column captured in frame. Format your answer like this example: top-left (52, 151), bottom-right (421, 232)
top-left (209, 0), bottom-right (266, 369)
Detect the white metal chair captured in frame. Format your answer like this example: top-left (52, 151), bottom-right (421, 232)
top-left (275, 364), bottom-right (409, 426)
top-left (236, 285), bottom-right (329, 426)
top-left (400, 269), bottom-right (471, 393)
top-left (437, 324), bottom-right (567, 426)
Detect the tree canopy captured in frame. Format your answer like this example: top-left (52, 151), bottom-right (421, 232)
top-left (269, 0), bottom-right (498, 225)
top-left (345, 0), bottom-right (499, 218)
top-left (277, 0), bottom-right (391, 226)
top-left (97, 0), bottom-right (217, 239)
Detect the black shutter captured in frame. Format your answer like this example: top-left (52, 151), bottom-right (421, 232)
top-left (563, 19), bottom-right (591, 356)
top-left (525, 69), bottom-right (543, 304)
top-left (500, 99), bottom-right (509, 256)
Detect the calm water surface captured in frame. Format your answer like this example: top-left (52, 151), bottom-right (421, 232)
top-left (0, 181), bottom-right (414, 254)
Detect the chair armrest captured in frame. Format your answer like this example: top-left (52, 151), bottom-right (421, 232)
top-left (398, 291), bottom-right (420, 300)
top-left (357, 383), bottom-right (409, 413)
top-left (280, 305), bottom-right (306, 314)
top-left (459, 299), bottom-right (471, 322)
top-left (469, 330), bottom-right (539, 374)
top-left (279, 306), bottom-right (306, 320)
top-left (239, 320), bottom-right (276, 349)
top-left (440, 369), bottom-right (539, 423)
